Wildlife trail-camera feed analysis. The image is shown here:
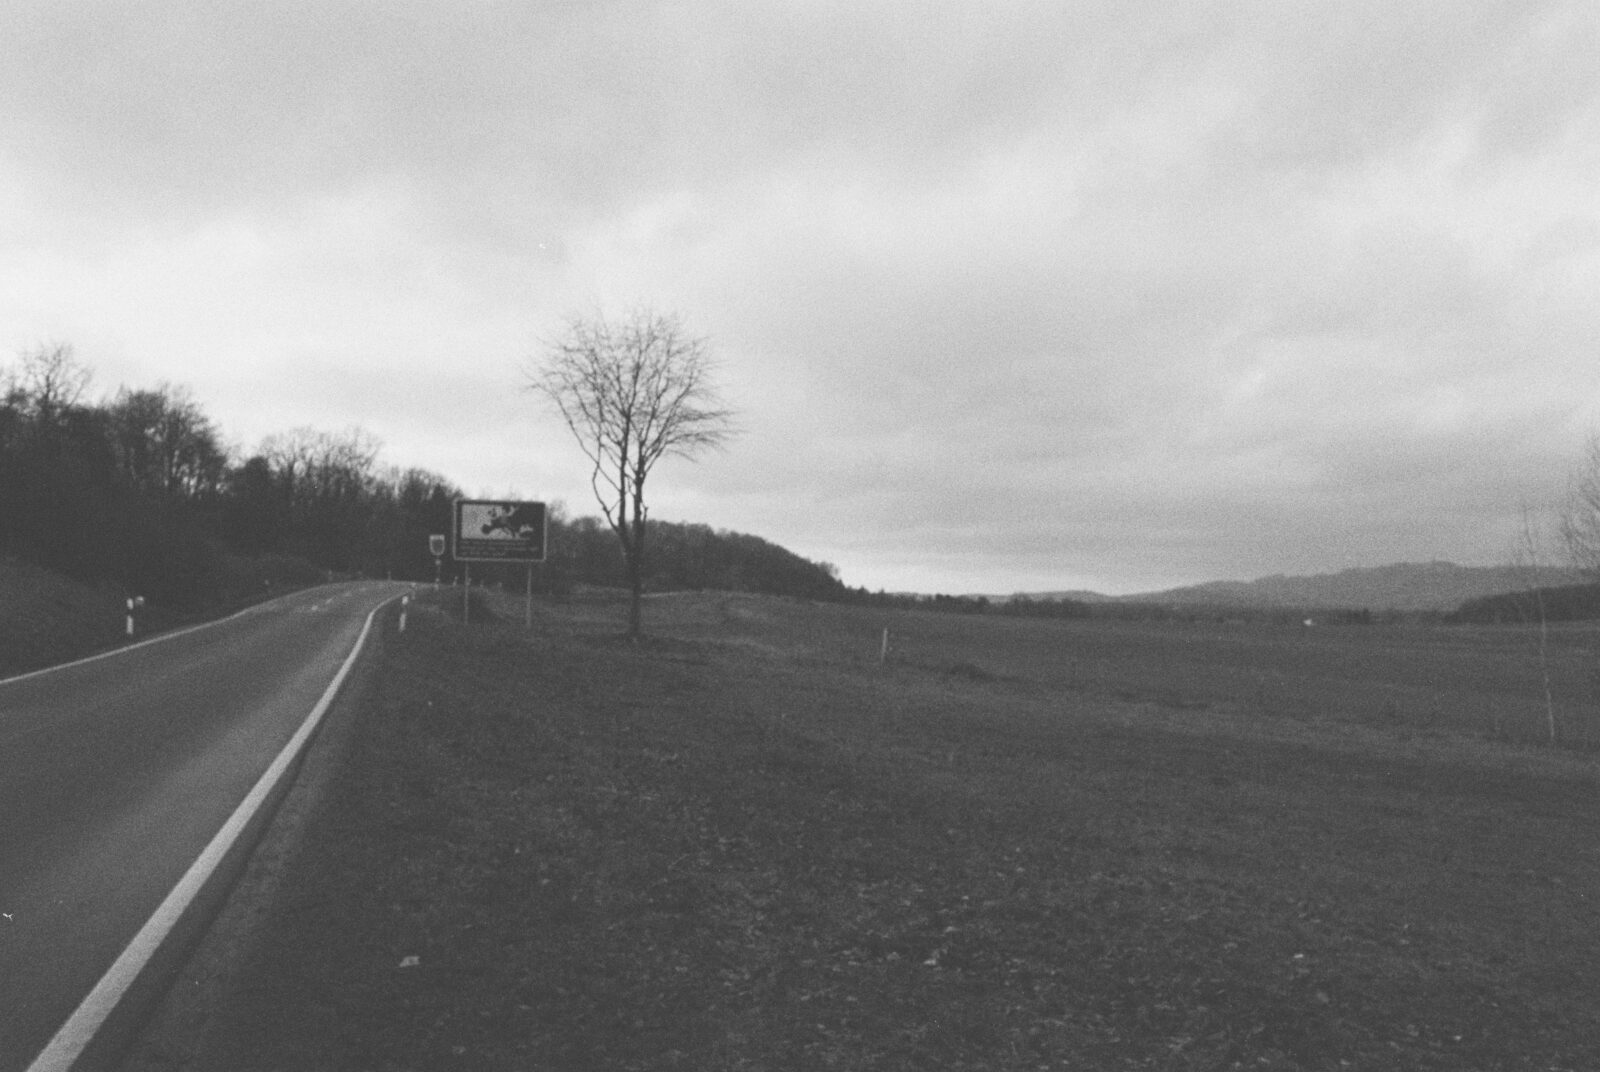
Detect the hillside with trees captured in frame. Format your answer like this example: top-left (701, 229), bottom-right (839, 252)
top-left (1448, 583), bottom-right (1600, 624)
top-left (0, 344), bottom-right (846, 621)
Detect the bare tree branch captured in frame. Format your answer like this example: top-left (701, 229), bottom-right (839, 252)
top-left (529, 307), bottom-right (737, 637)
top-left (1560, 434), bottom-right (1600, 578)
top-left (5, 342), bottom-right (92, 427)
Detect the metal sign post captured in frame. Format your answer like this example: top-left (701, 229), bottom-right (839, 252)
top-left (452, 500), bottom-right (548, 627)
top-left (429, 533), bottom-right (446, 584)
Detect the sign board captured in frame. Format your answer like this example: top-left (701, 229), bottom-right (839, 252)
top-left (453, 500), bottom-right (547, 562)
top-left (428, 534), bottom-right (446, 557)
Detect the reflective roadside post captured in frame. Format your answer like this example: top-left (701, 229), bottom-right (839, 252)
top-left (126, 596), bottom-right (145, 638)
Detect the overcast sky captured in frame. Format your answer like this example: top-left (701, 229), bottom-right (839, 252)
top-left (3, 2), bottom-right (1597, 594)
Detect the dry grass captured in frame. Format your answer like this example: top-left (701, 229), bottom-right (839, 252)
top-left (0, 556), bottom-right (316, 679)
top-left (0, 555), bottom-right (127, 677)
top-left (160, 588), bottom-right (1600, 1070)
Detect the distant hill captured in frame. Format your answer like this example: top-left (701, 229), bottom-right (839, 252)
top-left (1119, 562), bottom-right (1586, 613)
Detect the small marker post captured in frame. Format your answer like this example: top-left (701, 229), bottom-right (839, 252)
top-left (126, 596), bottom-right (144, 638)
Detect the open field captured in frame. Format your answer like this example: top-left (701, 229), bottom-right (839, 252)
top-left (804, 602), bottom-right (1600, 749)
top-left (128, 588), bottom-right (1600, 1070)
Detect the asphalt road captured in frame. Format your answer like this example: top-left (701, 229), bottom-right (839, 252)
top-left (0, 582), bottom-right (409, 1072)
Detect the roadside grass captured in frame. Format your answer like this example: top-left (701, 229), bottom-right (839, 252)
top-left (0, 555), bottom-right (127, 677)
top-left (0, 554), bottom-right (323, 679)
top-left (170, 589), bottom-right (1600, 1070)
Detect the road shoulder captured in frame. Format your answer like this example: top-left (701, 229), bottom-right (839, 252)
top-left (113, 614), bottom-right (390, 1071)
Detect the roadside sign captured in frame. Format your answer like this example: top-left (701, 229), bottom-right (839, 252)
top-left (428, 534), bottom-right (446, 557)
top-left (453, 500), bottom-right (547, 562)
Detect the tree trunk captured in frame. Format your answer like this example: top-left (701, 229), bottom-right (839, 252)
top-left (626, 477), bottom-right (646, 640)
top-left (627, 546), bottom-right (643, 638)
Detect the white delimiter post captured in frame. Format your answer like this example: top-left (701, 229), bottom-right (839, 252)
top-left (126, 599), bottom-right (135, 638)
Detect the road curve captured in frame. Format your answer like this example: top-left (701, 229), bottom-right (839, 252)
top-left (0, 582), bottom-right (410, 1072)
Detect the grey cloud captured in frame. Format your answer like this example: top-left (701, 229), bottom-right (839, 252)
top-left (4, 0), bottom-right (1598, 593)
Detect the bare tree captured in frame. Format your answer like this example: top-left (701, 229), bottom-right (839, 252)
top-left (4, 342), bottom-right (92, 428)
top-left (261, 426), bottom-right (382, 506)
top-left (1561, 434), bottom-right (1600, 578)
top-left (258, 426), bottom-right (384, 569)
top-left (1512, 502), bottom-right (1557, 743)
top-left (1557, 435), bottom-right (1600, 743)
top-left (108, 384), bottom-right (226, 502)
top-left (531, 308), bottom-right (736, 637)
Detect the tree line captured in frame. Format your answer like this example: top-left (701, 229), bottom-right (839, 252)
top-left (1449, 584), bottom-right (1600, 625)
top-left (16, 338), bottom-right (1599, 631)
top-left (0, 343), bottom-right (463, 607)
top-left (0, 343), bottom-right (846, 611)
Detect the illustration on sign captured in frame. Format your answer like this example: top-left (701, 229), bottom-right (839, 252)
top-left (453, 500), bottom-right (547, 561)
